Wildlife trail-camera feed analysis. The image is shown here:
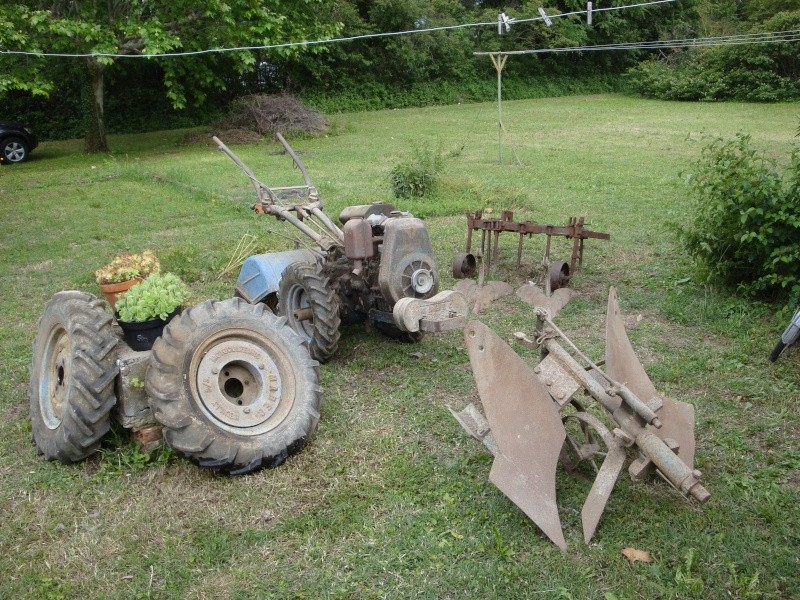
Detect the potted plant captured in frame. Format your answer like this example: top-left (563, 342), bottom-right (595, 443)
top-left (114, 272), bottom-right (190, 351)
top-left (95, 250), bottom-right (161, 310)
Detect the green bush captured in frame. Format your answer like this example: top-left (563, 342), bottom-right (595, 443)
top-left (681, 133), bottom-right (800, 301)
top-left (389, 143), bottom-right (445, 199)
top-left (627, 11), bottom-right (800, 103)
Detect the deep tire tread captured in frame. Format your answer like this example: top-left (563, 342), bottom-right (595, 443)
top-left (29, 291), bottom-right (118, 463)
top-left (277, 261), bottom-right (341, 363)
top-left (146, 299), bottom-right (321, 476)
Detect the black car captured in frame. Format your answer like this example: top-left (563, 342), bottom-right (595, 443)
top-left (0, 121), bottom-right (38, 164)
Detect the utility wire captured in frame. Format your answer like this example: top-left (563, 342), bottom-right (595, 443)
top-left (475, 29), bottom-right (800, 55)
top-left (0, 0), bottom-right (675, 59)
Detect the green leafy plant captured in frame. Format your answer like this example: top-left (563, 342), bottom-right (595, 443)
top-left (389, 142), bottom-right (445, 199)
top-left (674, 548), bottom-right (705, 595)
top-left (681, 133), bottom-right (800, 301)
top-left (115, 272), bottom-right (189, 322)
top-left (95, 250), bottom-right (160, 284)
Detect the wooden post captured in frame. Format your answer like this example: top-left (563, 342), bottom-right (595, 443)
top-left (489, 53), bottom-right (508, 165)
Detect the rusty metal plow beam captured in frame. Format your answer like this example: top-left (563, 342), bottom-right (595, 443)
top-left (456, 287), bottom-right (709, 550)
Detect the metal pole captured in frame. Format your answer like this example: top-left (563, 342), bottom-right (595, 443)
top-left (489, 53), bottom-right (507, 165)
top-left (496, 55), bottom-right (503, 164)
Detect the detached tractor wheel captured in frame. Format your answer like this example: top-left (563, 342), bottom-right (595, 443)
top-left (277, 261), bottom-right (341, 363)
top-left (146, 299), bottom-right (322, 475)
top-left (29, 291), bottom-right (118, 462)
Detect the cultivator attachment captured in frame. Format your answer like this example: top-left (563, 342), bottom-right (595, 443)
top-left (456, 287), bottom-right (708, 549)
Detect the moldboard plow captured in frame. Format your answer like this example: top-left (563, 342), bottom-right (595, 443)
top-left (452, 287), bottom-right (709, 549)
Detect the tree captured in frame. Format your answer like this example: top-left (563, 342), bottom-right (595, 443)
top-left (0, 1), bottom-right (339, 152)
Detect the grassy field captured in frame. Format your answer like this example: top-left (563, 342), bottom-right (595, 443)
top-left (1, 95), bottom-right (798, 599)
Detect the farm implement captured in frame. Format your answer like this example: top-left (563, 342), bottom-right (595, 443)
top-left (452, 287), bottom-right (709, 549)
top-left (29, 134), bottom-right (466, 475)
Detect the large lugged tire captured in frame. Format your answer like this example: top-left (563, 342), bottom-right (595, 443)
top-left (277, 261), bottom-right (341, 363)
top-left (146, 298), bottom-right (322, 475)
top-left (29, 291), bottom-right (119, 462)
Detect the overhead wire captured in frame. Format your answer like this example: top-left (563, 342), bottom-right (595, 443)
top-left (476, 29), bottom-right (800, 55)
top-left (0, 0), bottom-right (677, 59)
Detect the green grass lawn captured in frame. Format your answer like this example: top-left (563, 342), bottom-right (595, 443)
top-left (1, 95), bottom-right (798, 599)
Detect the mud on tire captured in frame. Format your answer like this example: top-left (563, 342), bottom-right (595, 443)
top-left (29, 291), bottom-right (119, 462)
top-left (277, 261), bottom-right (341, 363)
top-left (146, 298), bottom-right (322, 475)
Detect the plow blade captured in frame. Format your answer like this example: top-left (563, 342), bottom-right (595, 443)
top-left (516, 284), bottom-right (577, 319)
top-left (464, 320), bottom-right (567, 550)
top-left (605, 288), bottom-right (696, 468)
top-left (574, 413), bottom-right (627, 544)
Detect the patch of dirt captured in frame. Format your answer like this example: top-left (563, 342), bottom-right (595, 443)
top-left (19, 260), bottom-right (53, 273)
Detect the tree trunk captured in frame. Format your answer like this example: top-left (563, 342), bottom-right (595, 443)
top-left (84, 59), bottom-right (109, 153)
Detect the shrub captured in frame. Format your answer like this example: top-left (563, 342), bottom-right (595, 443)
top-left (115, 272), bottom-right (190, 322)
top-left (627, 11), bottom-right (800, 103)
top-left (681, 133), bottom-right (800, 301)
top-left (389, 143), bottom-right (445, 199)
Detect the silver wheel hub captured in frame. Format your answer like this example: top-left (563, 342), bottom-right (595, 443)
top-left (287, 284), bottom-right (313, 340)
top-left (5, 142), bottom-right (24, 162)
top-left (40, 327), bottom-right (69, 429)
top-left (195, 338), bottom-right (283, 431)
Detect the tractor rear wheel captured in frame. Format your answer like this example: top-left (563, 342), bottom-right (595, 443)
top-left (146, 299), bottom-right (321, 475)
top-left (29, 291), bottom-right (118, 462)
top-left (277, 261), bottom-right (341, 363)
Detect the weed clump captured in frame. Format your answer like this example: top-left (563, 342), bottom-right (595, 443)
top-left (390, 143), bottom-right (445, 199)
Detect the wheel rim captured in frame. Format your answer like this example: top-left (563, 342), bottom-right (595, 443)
top-left (39, 326), bottom-right (71, 429)
top-left (4, 142), bottom-right (25, 162)
top-left (285, 283), bottom-right (313, 341)
top-left (561, 412), bottom-right (611, 473)
top-left (189, 328), bottom-right (296, 435)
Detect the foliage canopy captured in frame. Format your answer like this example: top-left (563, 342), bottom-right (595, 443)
top-left (0, 1), bottom-right (339, 151)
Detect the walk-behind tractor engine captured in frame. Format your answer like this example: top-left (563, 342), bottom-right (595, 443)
top-left (220, 134), bottom-right (467, 363)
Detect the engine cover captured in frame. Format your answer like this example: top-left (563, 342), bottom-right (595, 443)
top-left (378, 216), bottom-right (439, 305)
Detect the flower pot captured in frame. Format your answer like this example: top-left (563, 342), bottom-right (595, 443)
top-left (99, 278), bottom-right (142, 311)
top-left (116, 308), bottom-right (181, 352)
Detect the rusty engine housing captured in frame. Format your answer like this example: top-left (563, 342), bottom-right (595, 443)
top-left (339, 205), bottom-right (440, 323)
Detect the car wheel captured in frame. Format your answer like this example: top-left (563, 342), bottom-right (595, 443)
top-left (2, 137), bottom-right (30, 164)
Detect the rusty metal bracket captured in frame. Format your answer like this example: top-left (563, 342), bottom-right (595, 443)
top-left (462, 210), bottom-right (610, 278)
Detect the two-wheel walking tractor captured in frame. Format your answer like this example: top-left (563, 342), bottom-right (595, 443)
top-left (29, 134), bottom-right (467, 474)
